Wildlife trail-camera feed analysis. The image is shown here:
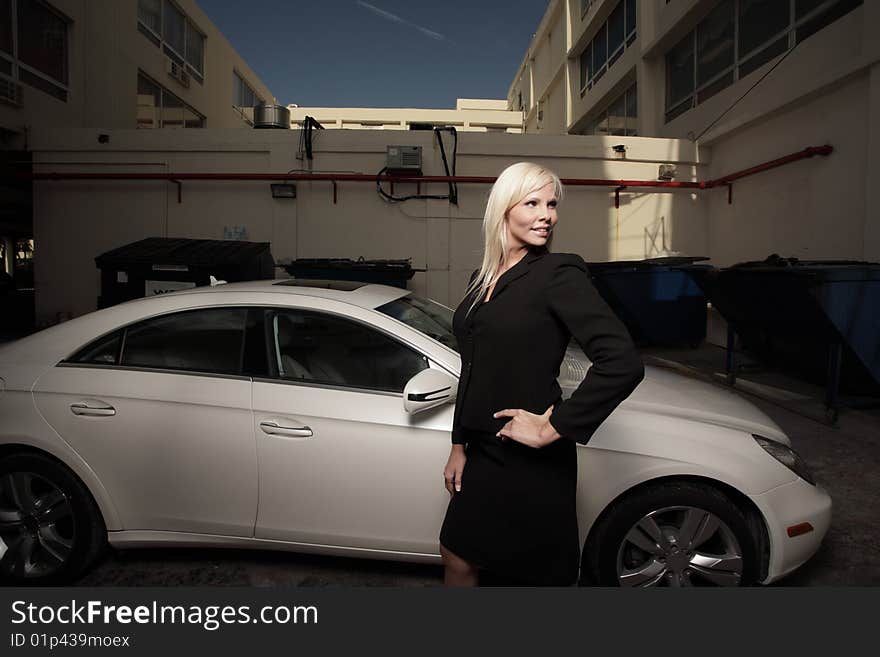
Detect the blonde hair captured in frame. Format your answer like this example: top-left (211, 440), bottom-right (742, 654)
top-left (463, 162), bottom-right (564, 317)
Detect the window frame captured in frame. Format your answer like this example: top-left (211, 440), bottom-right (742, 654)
top-left (664, 0), bottom-right (862, 123)
top-left (261, 306), bottom-right (432, 396)
top-left (137, 70), bottom-right (205, 129)
top-left (60, 306), bottom-right (255, 380)
top-left (579, 0), bottom-right (637, 96)
top-left (137, 0), bottom-right (205, 84)
top-left (1, 0), bottom-right (71, 102)
top-left (60, 304), bottom-right (441, 393)
top-left (232, 69), bottom-right (263, 126)
top-left (581, 0), bottom-right (594, 18)
top-left (582, 82), bottom-right (638, 136)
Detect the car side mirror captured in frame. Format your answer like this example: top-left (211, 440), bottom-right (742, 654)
top-left (403, 368), bottom-right (457, 414)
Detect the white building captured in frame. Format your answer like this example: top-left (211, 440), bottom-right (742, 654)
top-left (287, 99), bottom-right (523, 133)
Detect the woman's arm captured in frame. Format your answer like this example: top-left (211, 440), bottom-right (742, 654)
top-left (545, 254), bottom-right (645, 445)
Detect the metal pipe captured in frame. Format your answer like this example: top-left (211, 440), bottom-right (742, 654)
top-left (21, 170), bottom-right (708, 188)
top-left (702, 145), bottom-right (833, 187)
top-left (17, 145), bottom-right (833, 192)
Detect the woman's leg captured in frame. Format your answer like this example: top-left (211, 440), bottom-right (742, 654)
top-left (440, 544), bottom-right (479, 587)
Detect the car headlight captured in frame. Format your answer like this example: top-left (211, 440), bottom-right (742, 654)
top-left (753, 434), bottom-right (815, 485)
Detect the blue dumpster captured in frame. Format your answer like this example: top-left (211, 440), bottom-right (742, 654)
top-left (707, 255), bottom-right (880, 417)
top-left (586, 256), bottom-right (714, 347)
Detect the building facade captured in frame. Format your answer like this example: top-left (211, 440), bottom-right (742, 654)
top-left (288, 99), bottom-right (523, 133)
top-left (1, 0), bottom-right (274, 139)
top-left (509, 0), bottom-right (871, 139)
top-left (508, 0), bottom-right (879, 269)
top-left (0, 0), bottom-right (274, 279)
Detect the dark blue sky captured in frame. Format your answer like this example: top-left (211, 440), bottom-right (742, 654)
top-left (197, 0), bottom-right (548, 108)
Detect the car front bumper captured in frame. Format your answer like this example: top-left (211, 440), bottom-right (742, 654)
top-left (751, 478), bottom-right (832, 584)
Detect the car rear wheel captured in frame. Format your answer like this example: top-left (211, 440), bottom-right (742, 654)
top-left (0, 453), bottom-right (106, 584)
top-left (583, 481), bottom-right (759, 587)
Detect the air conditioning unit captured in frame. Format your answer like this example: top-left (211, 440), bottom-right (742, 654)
top-left (0, 76), bottom-right (22, 107)
top-left (386, 145), bottom-right (422, 175)
top-left (166, 58), bottom-right (190, 88)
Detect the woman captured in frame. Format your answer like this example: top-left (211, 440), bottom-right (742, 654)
top-left (439, 162), bottom-right (645, 587)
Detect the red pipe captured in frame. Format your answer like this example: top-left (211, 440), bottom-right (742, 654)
top-left (17, 145), bottom-right (832, 192)
top-left (702, 145), bottom-right (833, 187)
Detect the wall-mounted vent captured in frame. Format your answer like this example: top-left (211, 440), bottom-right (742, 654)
top-left (386, 145), bottom-right (422, 174)
top-left (0, 77), bottom-right (23, 107)
top-left (166, 58), bottom-right (190, 88)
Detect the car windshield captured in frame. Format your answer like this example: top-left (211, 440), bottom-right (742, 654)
top-left (376, 294), bottom-right (457, 352)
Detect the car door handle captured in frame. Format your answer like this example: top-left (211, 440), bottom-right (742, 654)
top-left (70, 402), bottom-right (116, 417)
top-left (259, 420), bottom-right (313, 439)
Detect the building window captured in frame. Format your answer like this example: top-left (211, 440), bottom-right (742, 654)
top-left (137, 0), bottom-right (160, 37)
top-left (137, 71), bottom-right (204, 129)
top-left (137, 0), bottom-right (205, 83)
top-left (664, 0), bottom-right (862, 123)
top-left (579, 0), bottom-right (637, 95)
top-left (0, 0), bottom-right (69, 102)
top-left (233, 70), bottom-right (258, 107)
top-left (233, 70), bottom-right (263, 125)
top-left (582, 83), bottom-right (638, 136)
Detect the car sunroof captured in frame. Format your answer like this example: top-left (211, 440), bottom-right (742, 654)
top-left (273, 279), bottom-right (369, 291)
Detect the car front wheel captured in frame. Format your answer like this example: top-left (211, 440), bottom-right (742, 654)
top-left (584, 481), bottom-right (759, 587)
top-left (0, 453), bottom-right (106, 584)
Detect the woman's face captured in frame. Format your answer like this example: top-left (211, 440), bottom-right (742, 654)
top-left (504, 182), bottom-right (558, 250)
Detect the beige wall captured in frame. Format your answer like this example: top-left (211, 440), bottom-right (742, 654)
top-left (30, 128), bottom-right (709, 323)
top-left (705, 74), bottom-right (871, 266)
top-left (0, 0), bottom-right (274, 145)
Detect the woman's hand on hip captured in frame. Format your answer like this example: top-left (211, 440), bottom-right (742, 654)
top-left (444, 445), bottom-right (467, 495)
top-left (493, 405), bottom-right (562, 448)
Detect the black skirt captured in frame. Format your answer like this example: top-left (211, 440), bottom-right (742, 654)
top-left (439, 427), bottom-right (580, 586)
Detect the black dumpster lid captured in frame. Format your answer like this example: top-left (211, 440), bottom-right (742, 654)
top-left (729, 254), bottom-right (879, 269)
top-left (586, 256), bottom-right (711, 269)
top-left (95, 237), bottom-right (272, 268)
top-left (724, 254), bottom-right (880, 281)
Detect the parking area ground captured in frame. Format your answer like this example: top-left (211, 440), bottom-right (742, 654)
top-left (63, 343), bottom-right (879, 586)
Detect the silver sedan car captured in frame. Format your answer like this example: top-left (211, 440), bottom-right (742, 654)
top-left (0, 279), bottom-right (831, 585)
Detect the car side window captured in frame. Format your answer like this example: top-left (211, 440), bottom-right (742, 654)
top-left (67, 330), bottom-right (123, 365)
top-left (271, 310), bottom-right (428, 393)
top-left (120, 308), bottom-right (247, 375)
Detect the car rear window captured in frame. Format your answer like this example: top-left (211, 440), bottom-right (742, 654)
top-left (120, 308), bottom-right (247, 375)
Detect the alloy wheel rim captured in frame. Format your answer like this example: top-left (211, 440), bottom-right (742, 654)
top-left (616, 505), bottom-right (744, 587)
top-left (0, 471), bottom-right (76, 578)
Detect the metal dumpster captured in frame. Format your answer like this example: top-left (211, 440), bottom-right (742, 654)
top-left (586, 256), bottom-right (715, 347)
top-left (282, 257), bottom-right (418, 289)
top-left (707, 255), bottom-right (880, 418)
top-left (95, 237), bottom-right (275, 308)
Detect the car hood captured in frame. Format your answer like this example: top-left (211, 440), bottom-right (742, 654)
top-left (560, 354), bottom-right (790, 445)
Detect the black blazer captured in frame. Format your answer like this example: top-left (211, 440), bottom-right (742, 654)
top-left (451, 245), bottom-right (644, 445)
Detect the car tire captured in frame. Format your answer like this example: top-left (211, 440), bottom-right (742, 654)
top-left (0, 452), bottom-right (106, 584)
top-left (582, 481), bottom-right (759, 587)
